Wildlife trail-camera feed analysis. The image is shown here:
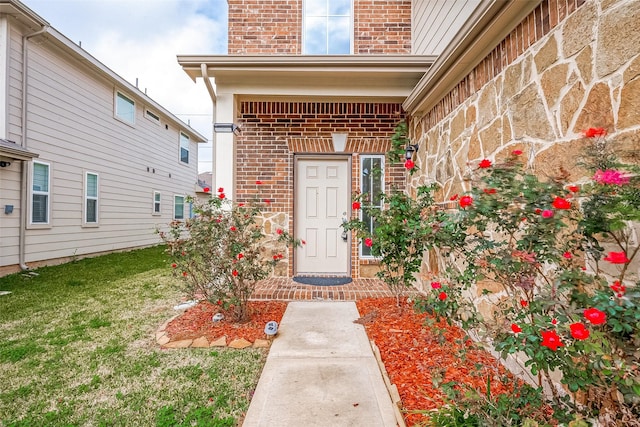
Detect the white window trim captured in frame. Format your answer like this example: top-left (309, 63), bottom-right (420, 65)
top-left (153, 191), bottom-right (161, 215)
top-left (29, 160), bottom-right (51, 228)
top-left (359, 154), bottom-right (384, 259)
top-left (83, 171), bottom-right (99, 227)
top-left (179, 132), bottom-right (190, 164)
top-left (145, 108), bottom-right (161, 124)
top-left (174, 195), bottom-right (185, 220)
top-left (302, 0), bottom-right (354, 55)
top-left (114, 91), bottom-right (135, 126)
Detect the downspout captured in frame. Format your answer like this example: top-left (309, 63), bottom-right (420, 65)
top-left (19, 25), bottom-right (49, 270)
top-left (200, 64), bottom-right (217, 191)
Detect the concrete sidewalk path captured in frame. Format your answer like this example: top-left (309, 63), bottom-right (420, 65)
top-left (242, 301), bottom-right (399, 427)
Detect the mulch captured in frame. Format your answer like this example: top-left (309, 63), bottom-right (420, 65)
top-left (164, 297), bottom-right (517, 426)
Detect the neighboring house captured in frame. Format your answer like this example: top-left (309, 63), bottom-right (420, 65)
top-left (0, 0), bottom-right (206, 276)
top-left (195, 172), bottom-right (212, 204)
top-left (178, 0), bottom-right (638, 283)
top-left (179, 0), bottom-right (479, 279)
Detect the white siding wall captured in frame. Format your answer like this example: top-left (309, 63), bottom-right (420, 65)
top-left (412, 0), bottom-right (481, 55)
top-left (0, 19), bottom-right (200, 270)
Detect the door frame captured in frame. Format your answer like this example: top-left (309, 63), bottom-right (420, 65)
top-left (293, 154), bottom-right (352, 276)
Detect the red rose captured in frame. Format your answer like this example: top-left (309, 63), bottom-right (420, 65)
top-left (230, 226), bottom-right (236, 231)
top-left (584, 307), bottom-right (606, 325)
top-left (603, 251), bottom-right (629, 264)
top-left (203, 187), bottom-right (210, 193)
top-left (520, 299), bottom-right (528, 308)
top-left (182, 271), bottom-right (188, 277)
top-left (301, 240), bottom-right (306, 245)
top-left (352, 201), bottom-right (361, 210)
top-left (438, 292), bottom-right (447, 301)
top-left (256, 180), bottom-right (263, 185)
top-left (541, 209), bottom-right (554, 218)
top-left (459, 195), bottom-right (473, 208)
top-left (512, 149), bottom-right (523, 156)
top-left (276, 229), bottom-right (283, 235)
top-left (583, 127), bottom-right (607, 138)
top-left (568, 185), bottom-right (579, 193)
top-left (511, 324), bottom-right (522, 334)
top-left (232, 270), bottom-right (238, 277)
top-left (217, 187), bottom-right (224, 193)
top-left (563, 251), bottom-right (572, 259)
top-left (478, 159), bottom-right (492, 168)
top-left (552, 197), bottom-right (571, 210)
top-left (483, 188), bottom-right (497, 194)
top-left (540, 330), bottom-right (564, 351)
top-left (237, 253), bottom-right (244, 259)
top-left (431, 281), bottom-right (442, 289)
top-left (364, 238), bottom-right (373, 248)
top-left (171, 263), bottom-right (177, 268)
top-left (610, 281), bottom-right (626, 297)
top-left (218, 193), bottom-right (225, 200)
top-left (404, 159), bottom-right (415, 170)
top-left (570, 322), bottom-right (590, 340)
top-left (264, 199), bottom-right (271, 205)
top-left (449, 194), bottom-right (458, 201)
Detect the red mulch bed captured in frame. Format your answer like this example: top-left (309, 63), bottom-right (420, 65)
top-left (165, 298), bottom-right (516, 426)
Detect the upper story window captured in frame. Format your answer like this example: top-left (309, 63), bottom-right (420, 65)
top-left (32, 161), bottom-right (50, 224)
top-left (115, 92), bottom-right (135, 124)
top-left (303, 0), bottom-right (352, 54)
top-left (360, 155), bottom-right (384, 257)
top-left (179, 132), bottom-right (189, 164)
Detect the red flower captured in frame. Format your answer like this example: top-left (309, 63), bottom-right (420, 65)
top-left (541, 209), bottom-right (554, 218)
top-left (483, 188), bottom-right (497, 194)
top-left (541, 330), bottom-right (564, 351)
top-left (230, 226), bottom-right (237, 231)
top-left (535, 208), bottom-right (542, 214)
top-left (584, 308), bottom-right (607, 325)
top-left (512, 149), bottom-right (523, 156)
top-left (568, 185), bottom-right (579, 193)
top-left (237, 253), bottom-right (244, 259)
top-left (610, 281), bottom-right (626, 297)
top-left (520, 299), bottom-right (528, 308)
top-left (551, 318), bottom-right (558, 325)
top-left (171, 263), bottom-right (177, 268)
top-left (478, 159), bottom-right (492, 168)
top-left (232, 270), bottom-right (238, 277)
top-left (182, 271), bottom-right (188, 277)
top-left (438, 292), bottom-right (447, 301)
top-left (449, 194), bottom-right (458, 201)
top-left (218, 193), bottom-right (225, 200)
top-left (511, 324), bottom-right (522, 334)
top-left (459, 195), bottom-right (473, 208)
top-left (256, 180), bottom-right (263, 185)
top-left (404, 159), bottom-right (415, 170)
top-left (264, 199), bottom-right (271, 205)
top-left (562, 251), bottom-right (573, 259)
top-left (552, 197), bottom-right (571, 210)
top-left (603, 251), bottom-right (629, 264)
top-left (431, 281), bottom-right (442, 289)
top-left (364, 238), bottom-right (373, 247)
top-left (352, 201), bottom-right (361, 210)
top-left (301, 239), bottom-right (306, 245)
top-left (203, 187), bottom-right (210, 193)
top-left (217, 187), bottom-right (224, 193)
top-left (583, 127), bottom-right (607, 138)
top-left (570, 322), bottom-right (590, 340)
top-left (276, 228), bottom-right (283, 235)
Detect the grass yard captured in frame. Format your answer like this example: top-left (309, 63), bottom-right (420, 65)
top-left (0, 246), bottom-right (265, 427)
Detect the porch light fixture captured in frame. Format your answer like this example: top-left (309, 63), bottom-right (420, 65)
top-left (213, 123), bottom-right (241, 135)
top-left (405, 144), bottom-right (419, 160)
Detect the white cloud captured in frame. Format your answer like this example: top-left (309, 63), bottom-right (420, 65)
top-left (22, 0), bottom-right (227, 172)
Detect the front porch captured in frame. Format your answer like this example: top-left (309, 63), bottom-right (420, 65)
top-left (252, 277), bottom-right (416, 301)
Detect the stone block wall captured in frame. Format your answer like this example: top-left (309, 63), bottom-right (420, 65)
top-left (236, 101), bottom-right (405, 277)
top-left (227, 0), bottom-right (411, 55)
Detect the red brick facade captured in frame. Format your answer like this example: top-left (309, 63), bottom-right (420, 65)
top-left (227, 0), bottom-right (411, 55)
top-left (235, 101), bottom-right (405, 277)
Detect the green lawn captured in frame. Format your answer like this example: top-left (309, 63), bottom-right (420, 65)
top-left (0, 246), bottom-right (265, 427)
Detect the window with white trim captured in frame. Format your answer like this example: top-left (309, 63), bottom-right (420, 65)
top-left (153, 191), bottom-right (161, 215)
top-left (303, 0), bottom-right (352, 54)
top-left (115, 91), bottom-right (135, 124)
top-left (85, 172), bottom-right (99, 224)
top-left (31, 161), bottom-right (50, 224)
top-left (179, 132), bottom-right (189, 164)
top-left (174, 195), bottom-right (185, 220)
top-left (360, 155), bottom-right (384, 257)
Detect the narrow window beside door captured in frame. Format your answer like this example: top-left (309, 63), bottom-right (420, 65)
top-left (360, 155), bottom-right (384, 257)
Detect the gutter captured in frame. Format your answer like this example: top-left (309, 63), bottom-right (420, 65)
top-left (200, 63), bottom-right (217, 192)
top-left (19, 24), bottom-right (48, 270)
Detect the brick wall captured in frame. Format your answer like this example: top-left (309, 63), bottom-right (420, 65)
top-left (236, 101), bottom-right (405, 276)
top-left (227, 0), bottom-right (411, 55)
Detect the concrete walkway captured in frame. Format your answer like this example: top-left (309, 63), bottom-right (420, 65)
top-left (242, 301), bottom-right (399, 427)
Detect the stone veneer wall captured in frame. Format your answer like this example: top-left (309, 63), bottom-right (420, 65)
top-left (407, 0), bottom-right (640, 389)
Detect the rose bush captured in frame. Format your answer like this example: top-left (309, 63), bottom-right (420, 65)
top-left (158, 187), bottom-right (299, 322)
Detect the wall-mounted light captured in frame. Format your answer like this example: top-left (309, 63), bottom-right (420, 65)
top-left (405, 144), bottom-right (419, 160)
top-left (0, 161), bottom-right (11, 168)
top-left (213, 123), bottom-right (241, 135)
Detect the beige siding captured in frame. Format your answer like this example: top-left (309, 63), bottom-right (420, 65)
top-left (7, 25), bottom-right (24, 142)
top-left (412, 0), bottom-right (481, 55)
top-left (0, 160), bottom-right (22, 266)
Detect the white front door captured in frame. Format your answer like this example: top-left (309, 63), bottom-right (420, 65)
top-left (295, 157), bottom-right (350, 276)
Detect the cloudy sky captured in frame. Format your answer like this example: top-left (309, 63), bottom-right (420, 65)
top-left (22, 0), bottom-right (228, 173)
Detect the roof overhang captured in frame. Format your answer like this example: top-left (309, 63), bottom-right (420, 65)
top-left (404, 0), bottom-right (541, 117)
top-left (0, 139), bottom-right (38, 161)
top-left (177, 55), bottom-right (436, 100)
